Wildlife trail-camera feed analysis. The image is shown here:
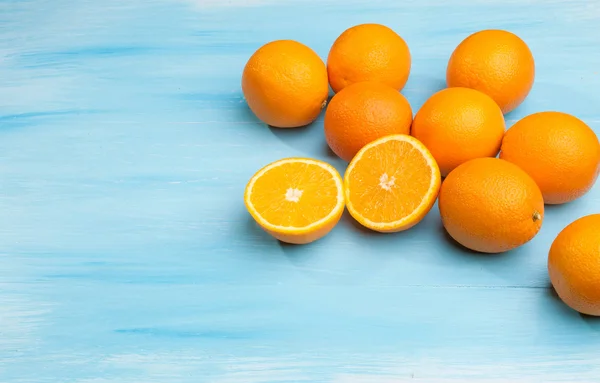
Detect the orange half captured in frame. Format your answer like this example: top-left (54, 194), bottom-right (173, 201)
top-left (244, 158), bottom-right (345, 244)
top-left (344, 134), bottom-right (441, 232)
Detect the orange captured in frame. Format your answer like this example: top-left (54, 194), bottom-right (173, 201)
top-left (327, 23), bottom-right (411, 93)
top-left (446, 29), bottom-right (535, 114)
top-left (439, 158), bottom-right (544, 253)
top-left (344, 134), bottom-right (441, 233)
top-left (244, 157), bottom-right (344, 244)
top-left (548, 214), bottom-right (600, 316)
top-left (242, 40), bottom-right (329, 128)
top-left (500, 111), bottom-right (600, 204)
top-left (411, 87), bottom-right (505, 177)
top-left (324, 81), bottom-right (413, 162)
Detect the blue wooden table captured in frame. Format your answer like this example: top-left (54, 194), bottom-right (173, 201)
top-left (1, 0), bottom-right (599, 381)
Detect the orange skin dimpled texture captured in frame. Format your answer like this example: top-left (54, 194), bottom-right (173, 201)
top-left (439, 158), bottom-right (544, 253)
top-left (327, 23), bottom-right (411, 93)
top-left (324, 81), bottom-right (413, 162)
top-left (500, 111), bottom-right (600, 204)
top-left (411, 87), bottom-right (505, 177)
top-left (447, 29), bottom-right (535, 114)
top-left (549, 214), bottom-right (600, 316)
top-left (242, 40), bottom-right (329, 128)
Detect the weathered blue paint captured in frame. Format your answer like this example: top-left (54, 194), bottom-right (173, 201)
top-left (1, 0), bottom-right (599, 381)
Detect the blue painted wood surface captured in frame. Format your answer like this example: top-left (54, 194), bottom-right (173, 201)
top-left (1, 0), bottom-right (600, 381)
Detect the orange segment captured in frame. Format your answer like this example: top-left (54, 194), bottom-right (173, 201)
top-left (344, 134), bottom-right (441, 232)
top-left (244, 158), bottom-right (345, 244)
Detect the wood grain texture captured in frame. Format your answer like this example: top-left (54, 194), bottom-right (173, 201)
top-left (1, 0), bottom-right (600, 381)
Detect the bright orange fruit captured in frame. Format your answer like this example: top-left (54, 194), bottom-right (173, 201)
top-left (447, 29), bottom-right (535, 114)
top-left (324, 81), bottom-right (413, 162)
top-left (500, 111), bottom-right (600, 204)
top-left (411, 87), bottom-right (505, 177)
top-left (439, 158), bottom-right (544, 253)
top-left (242, 40), bottom-right (329, 128)
top-left (244, 158), bottom-right (345, 244)
top-left (344, 134), bottom-right (441, 232)
top-left (549, 214), bottom-right (600, 316)
top-left (327, 23), bottom-right (411, 93)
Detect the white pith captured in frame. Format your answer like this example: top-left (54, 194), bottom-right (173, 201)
top-left (285, 188), bottom-right (303, 202)
top-left (379, 173), bottom-right (396, 191)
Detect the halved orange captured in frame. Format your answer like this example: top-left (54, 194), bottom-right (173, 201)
top-left (244, 158), bottom-right (345, 244)
top-left (344, 134), bottom-right (441, 232)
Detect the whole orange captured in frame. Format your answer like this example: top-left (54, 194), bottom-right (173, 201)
top-left (327, 23), bottom-right (411, 93)
top-left (324, 81), bottom-right (413, 162)
top-left (439, 158), bottom-right (544, 253)
top-left (447, 30), bottom-right (535, 114)
top-left (500, 112), bottom-right (600, 204)
top-left (549, 214), bottom-right (600, 316)
top-left (411, 87), bottom-right (505, 177)
top-left (242, 40), bottom-right (328, 128)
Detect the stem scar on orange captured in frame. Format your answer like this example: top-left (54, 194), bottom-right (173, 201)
top-left (344, 134), bottom-right (441, 233)
top-left (244, 158), bottom-right (345, 244)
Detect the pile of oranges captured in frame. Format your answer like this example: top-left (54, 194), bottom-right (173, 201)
top-left (241, 24), bottom-right (600, 316)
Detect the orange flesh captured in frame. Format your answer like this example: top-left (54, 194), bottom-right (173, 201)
top-left (248, 162), bottom-right (339, 228)
top-left (346, 140), bottom-right (433, 223)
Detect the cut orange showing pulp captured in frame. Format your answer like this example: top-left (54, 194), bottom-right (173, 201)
top-left (244, 158), bottom-right (345, 244)
top-left (344, 134), bottom-right (441, 232)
